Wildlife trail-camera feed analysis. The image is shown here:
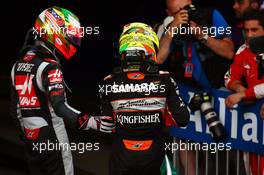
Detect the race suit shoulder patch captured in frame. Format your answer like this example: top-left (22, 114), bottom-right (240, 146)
top-left (48, 69), bottom-right (63, 84)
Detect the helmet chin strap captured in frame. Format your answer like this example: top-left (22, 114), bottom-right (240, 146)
top-left (37, 40), bottom-right (73, 94)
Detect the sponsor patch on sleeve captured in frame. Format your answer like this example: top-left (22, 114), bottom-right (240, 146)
top-left (48, 69), bottom-right (63, 83)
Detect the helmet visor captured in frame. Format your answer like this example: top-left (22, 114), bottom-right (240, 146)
top-left (66, 26), bottom-right (83, 47)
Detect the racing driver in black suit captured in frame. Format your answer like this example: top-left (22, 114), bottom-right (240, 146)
top-left (99, 22), bottom-right (190, 175)
top-left (10, 6), bottom-right (114, 175)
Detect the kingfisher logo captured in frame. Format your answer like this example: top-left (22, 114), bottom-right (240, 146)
top-left (116, 113), bottom-right (161, 125)
top-left (48, 69), bottom-right (63, 83)
top-left (15, 74), bottom-right (40, 107)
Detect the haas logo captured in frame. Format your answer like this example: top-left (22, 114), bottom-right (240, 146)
top-left (48, 69), bottom-right (63, 83)
top-left (15, 74), bottom-right (40, 107)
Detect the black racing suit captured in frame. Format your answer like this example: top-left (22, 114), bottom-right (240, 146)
top-left (100, 69), bottom-right (190, 175)
top-left (10, 47), bottom-right (82, 175)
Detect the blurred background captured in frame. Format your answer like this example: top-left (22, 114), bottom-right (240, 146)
top-left (0, 0), bottom-right (235, 174)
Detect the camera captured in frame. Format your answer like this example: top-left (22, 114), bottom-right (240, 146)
top-left (249, 36), bottom-right (264, 79)
top-left (183, 4), bottom-right (199, 23)
top-left (172, 4), bottom-right (200, 41)
top-left (189, 92), bottom-right (226, 141)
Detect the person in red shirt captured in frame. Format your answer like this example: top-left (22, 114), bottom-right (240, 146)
top-left (224, 9), bottom-right (264, 175)
top-left (225, 10), bottom-right (264, 107)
